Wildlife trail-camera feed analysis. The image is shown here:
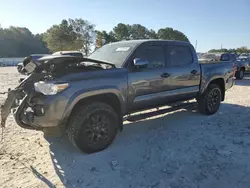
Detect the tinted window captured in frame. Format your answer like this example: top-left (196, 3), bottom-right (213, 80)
top-left (135, 45), bottom-right (165, 69)
top-left (220, 54), bottom-right (236, 61)
top-left (168, 46), bottom-right (193, 67)
top-left (220, 54), bottom-right (229, 61)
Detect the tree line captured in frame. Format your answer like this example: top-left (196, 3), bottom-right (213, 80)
top-left (1, 18), bottom-right (249, 57)
top-left (0, 26), bottom-right (49, 57)
top-left (0, 18), bottom-right (190, 57)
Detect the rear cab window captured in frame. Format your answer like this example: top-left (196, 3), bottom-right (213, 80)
top-left (220, 53), bottom-right (236, 61)
top-left (166, 45), bottom-right (193, 67)
top-left (220, 54), bottom-right (230, 61)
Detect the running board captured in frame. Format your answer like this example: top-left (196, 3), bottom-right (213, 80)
top-left (123, 101), bottom-right (197, 122)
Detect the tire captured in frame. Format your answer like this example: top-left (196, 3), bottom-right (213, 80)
top-left (197, 84), bottom-right (222, 115)
top-left (67, 102), bottom-right (119, 154)
top-left (238, 69), bottom-right (245, 80)
top-left (235, 69), bottom-right (245, 80)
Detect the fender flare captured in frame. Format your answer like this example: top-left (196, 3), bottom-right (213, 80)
top-left (63, 86), bottom-right (126, 120)
top-left (200, 75), bottom-right (226, 94)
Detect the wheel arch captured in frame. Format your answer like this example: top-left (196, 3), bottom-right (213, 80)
top-left (63, 90), bottom-right (125, 130)
top-left (208, 78), bottom-right (225, 101)
top-left (201, 76), bottom-right (225, 101)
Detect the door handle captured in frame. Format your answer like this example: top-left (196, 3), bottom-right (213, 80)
top-left (191, 70), bottom-right (198, 75)
top-left (161, 73), bottom-right (170, 78)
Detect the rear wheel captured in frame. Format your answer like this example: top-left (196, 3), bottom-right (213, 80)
top-left (197, 84), bottom-right (222, 115)
top-left (67, 102), bottom-right (119, 154)
top-left (239, 69), bottom-right (245, 79)
top-left (236, 69), bottom-right (245, 80)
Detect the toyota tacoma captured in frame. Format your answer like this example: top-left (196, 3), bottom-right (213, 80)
top-left (1, 40), bottom-right (235, 153)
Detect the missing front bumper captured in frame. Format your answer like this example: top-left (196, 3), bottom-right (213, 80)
top-left (0, 89), bottom-right (31, 129)
top-left (1, 90), bottom-right (19, 128)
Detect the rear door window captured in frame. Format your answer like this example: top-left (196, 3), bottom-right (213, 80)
top-left (167, 46), bottom-right (193, 67)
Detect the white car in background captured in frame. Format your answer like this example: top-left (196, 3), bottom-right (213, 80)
top-left (198, 53), bottom-right (217, 62)
top-left (238, 53), bottom-right (250, 59)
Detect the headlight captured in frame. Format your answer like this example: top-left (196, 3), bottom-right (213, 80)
top-left (34, 81), bottom-right (69, 95)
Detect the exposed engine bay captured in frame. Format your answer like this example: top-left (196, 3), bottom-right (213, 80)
top-left (0, 55), bottom-right (115, 128)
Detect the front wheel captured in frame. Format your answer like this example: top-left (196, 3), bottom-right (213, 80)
top-left (197, 84), bottom-right (222, 115)
top-left (67, 102), bottom-right (119, 154)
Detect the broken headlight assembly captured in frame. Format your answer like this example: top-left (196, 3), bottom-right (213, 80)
top-left (34, 82), bottom-right (69, 95)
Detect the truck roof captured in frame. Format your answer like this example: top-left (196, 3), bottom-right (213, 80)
top-left (109, 39), bottom-right (190, 46)
top-left (52, 51), bottom-right (82, 55)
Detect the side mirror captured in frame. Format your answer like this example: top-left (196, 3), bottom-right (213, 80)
top-left (133, 58), bottom-right (148, 68)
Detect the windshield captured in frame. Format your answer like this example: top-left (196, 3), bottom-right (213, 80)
top-left (88, 42), bottom-right (138, 67)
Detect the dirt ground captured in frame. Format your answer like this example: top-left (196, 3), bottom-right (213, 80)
top-left (1, 67), bottom-right (250, 188)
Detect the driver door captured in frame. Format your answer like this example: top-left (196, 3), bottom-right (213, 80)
top-left (127, 43), bottom-right (171, 112)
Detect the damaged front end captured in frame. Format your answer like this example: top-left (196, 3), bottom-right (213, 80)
top-left (0, 73), bottom-right (47, 129)
top-left (1, 55), bottom-right (53, 129)
top-left (1, 89), bottom-right (24, 128)
top-left (1, 55), bottom-right (114, 130)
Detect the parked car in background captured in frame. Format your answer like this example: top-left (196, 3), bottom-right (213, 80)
top-left (196, 52), bottom-right (202, 59)
top-left (52, 51), bottom-right (84, 58)
top-left (239, 53), bottom-right (250, 58)
top-left (214, 53), bottom-right (222, 61)
top-left (1, 40), bottom-right (235, 154)
top-left (236, 56), bottom-right (250, 79)
top-left (17, 54), bottom-right (50, 74)
top-left (220, 53), bottom-right (250, 79)
top-left (198, 53), bottom-right (217, 62)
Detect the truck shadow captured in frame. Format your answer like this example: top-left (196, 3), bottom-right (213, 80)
top-left (43, 102), bottom-right (250, 188)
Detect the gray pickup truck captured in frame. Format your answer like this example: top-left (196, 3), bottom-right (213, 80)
top-left (1, 40), bottom-right (235, 153)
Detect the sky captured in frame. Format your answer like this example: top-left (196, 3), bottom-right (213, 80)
top-left (0, 0), bottom-right (249, 52)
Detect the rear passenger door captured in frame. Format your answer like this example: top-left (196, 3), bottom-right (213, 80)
top-left (165, 45), bottom-right (201, 100)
